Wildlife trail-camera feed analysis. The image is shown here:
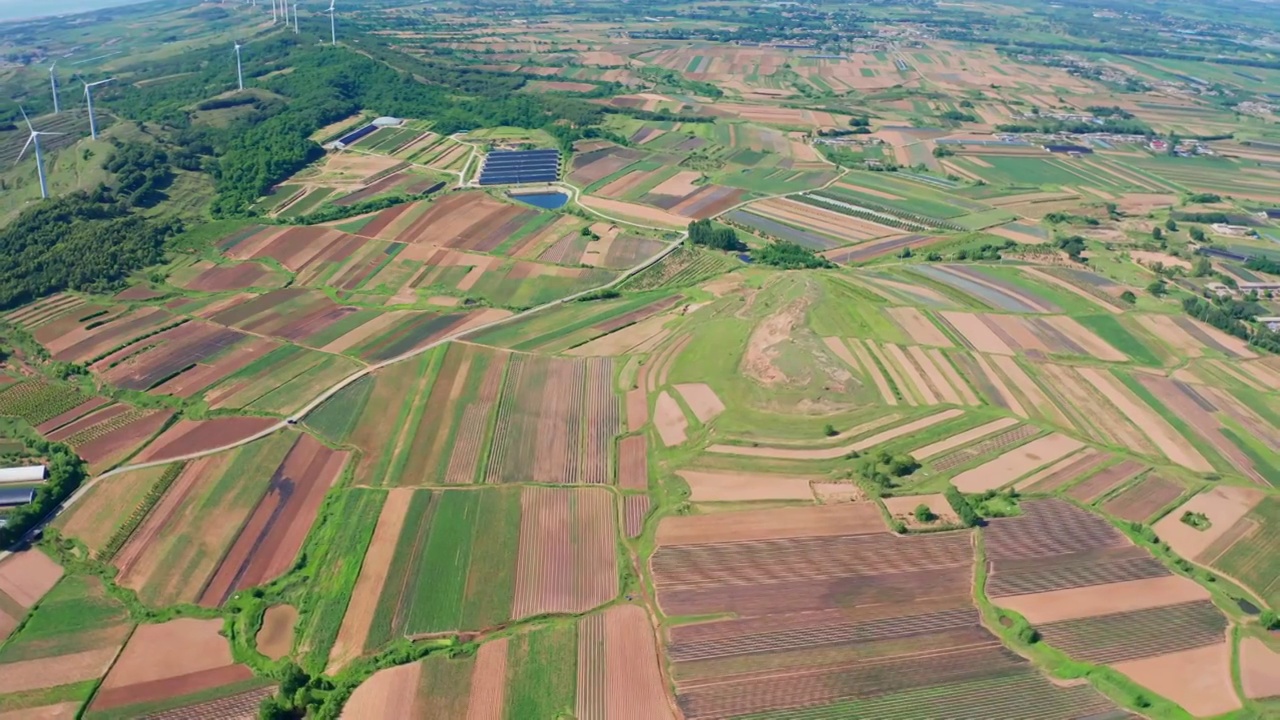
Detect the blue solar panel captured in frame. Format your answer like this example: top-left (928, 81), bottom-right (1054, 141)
top-left (338, 124), bottom-right (376, 146)
top-left (478, 149), bottom-right (561, 185)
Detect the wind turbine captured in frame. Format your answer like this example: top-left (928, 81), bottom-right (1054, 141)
top-left (234, 42), bottom-right (244, 91)
top-left (271, 0), bottom-right (277, 23)
top-left (281, 0), bottom-right (287, 27)
top-left (292, 2), bottom-right (298, 32)
top-left (16, 108), bottom-right (64, 199)
top-left (328, 0), bottom-right (336, 45)
top-left (82, 77), bottom-right (114, 141)
top-left (49, 63), bottom-right (59, 114)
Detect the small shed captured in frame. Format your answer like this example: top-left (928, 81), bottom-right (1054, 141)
top-left (0, 488), bottom-right (35, 508)
top-left (0, 465), bottom-right (46, 484)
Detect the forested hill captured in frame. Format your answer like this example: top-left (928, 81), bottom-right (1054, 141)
top-left (0, 33), bottom-right (624, 310)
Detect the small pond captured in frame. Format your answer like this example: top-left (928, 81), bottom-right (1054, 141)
top-left (1238, 598), bottom-right (1261, 615)
top-left (510, 191), bottom-right (569, 210)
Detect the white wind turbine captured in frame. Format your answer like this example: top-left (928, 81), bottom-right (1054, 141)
top-left (292, 2), bottom-right (299, 32)
top-left (16, 107), bottom-right (64, 199)
top-left (328, 0), bottom-right (336, 45)
top-left (49, 62), bottom-right (59, 114)
top-left (281, 0), bottom-right (288, 27)
top-left (82, 77), bottom-right (114, 140)
top-left (234, 42), bottom-right (244, 91)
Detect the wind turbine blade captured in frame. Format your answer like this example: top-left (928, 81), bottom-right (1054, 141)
top-left (19, 106), bottom-right (33, 133)
top-left (16, 135), bottom-right (33, 165)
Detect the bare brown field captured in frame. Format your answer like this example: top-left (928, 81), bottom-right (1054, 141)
top-left (655, 503), bottom-right (885, 546)
top-left (0, 550), bottom-right (62, 609)
top-left (951, 434), bottom-right (1084, 492)
top-left (92, 618), bottom-right (252, 712)
top-left (1153, 486), bottom-right (1265, 562)
top-left (257, 605), bottom-right (297, 661)
top-left (1111, 643), bottom-right (1239, 717)
top-left (1241, 637), bottom-right (1280, 700)
top-left (511, 487), bottom-right (618, 619)
top-left (678, 470), bottom-right (816, 502)
top-left (994, 575), bottom-right (1209, 624)
top-left (887, 307), bottom-right (952, 347)
top-left (653, 391), bottom-right (688, 447)
top-left (911, 418), bottom-right (1020, 460)
top-left (618, 435), bottom-right (649, 491)
top-left (673, 383), bottom-right (724, 423)
top-left (328, 489), bottom-right (412, 673)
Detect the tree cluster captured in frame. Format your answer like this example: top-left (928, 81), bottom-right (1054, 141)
top-left (0, 440), bottom-right (85, 549)
top-left (0, 192), bottom-right (177, 309)
top-left (1183, 295), bottom-right (1280, 354)
top-left (688, 219), bottom-right (746, 252)
top-left (753, 241), bottom-right (834, 269)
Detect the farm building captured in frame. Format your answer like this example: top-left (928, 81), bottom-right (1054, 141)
top-left (0, 488), bottom-right (35, 507)
top-left (0, 465), bottom-right (46, 484)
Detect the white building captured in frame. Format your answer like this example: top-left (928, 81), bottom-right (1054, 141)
top-left (0, 465), bottom-right (47, 484)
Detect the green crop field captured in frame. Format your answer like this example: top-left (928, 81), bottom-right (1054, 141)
top-left (504, 622), bottom-right (577, 719)
top-left (294, 488), bottom-right (385, 674)
top-left (1215, 496), bottom-right (1280, 607)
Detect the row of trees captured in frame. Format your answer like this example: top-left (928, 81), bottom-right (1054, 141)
top-left (1182, 296), bottom-right (1280, 355)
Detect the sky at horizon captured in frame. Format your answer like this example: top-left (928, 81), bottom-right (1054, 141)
top-left (0, 0), bottom-right (153, 22)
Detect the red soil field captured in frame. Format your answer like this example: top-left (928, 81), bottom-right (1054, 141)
top-left (341, 662), bottom-right (420, 719)
top-left (114, 286), bottom-right (165, 301)
top-left (135, 416), bottom-right (279, 463)
top-left (0, 550), bottom-right (62, 609)
top-left (466, 637), bottom-right (508, 719)
top-left (48, 307), bottom-right (175, 363)
top-left (181, 262), bottom-right (281, 292)
top-left (353, 202), bottom-right (414, 239)
top-left (393, 192), bottom-right (534, 252)
top-left (99, 322), bottom-right (248, 392)
top-left (1101, 474), bottom-right (1183, 523)
top-left (625, 389), bottom-right (647, 429)
top-left (652, 531), bottom-right (973, 618)
top-left (624, 494), bottom-right (651, 538)
top-left (198, 434), bottom-right (348, 606)
top-left (143, 685), bottom-right (276, 720)
top-left (329, 489), bottom-right (411, 673)
top-left (71, 409), bottom-right (175, 470)
top-left (1065, 459), bottom-right (1145, 502)
top-left (92, 618), bottom-right (249, 712)
top-left (583, 357), bottom-right (618, 485)
top-left (114, 456), bottom-right (227, 583)
top-left (578, 605), bottom-right (673, 719)
top-left (152, 337), bottom-right (280, 398)
top-left (35, 396), bottom-right (110, 434)
top-left (618, 435), bottom-right (649, 491)
top-left (47, 404), bottom-right (129, 441)
top-left (656, 503), bottom-right (885, 546)
top-left (512, 487), bottom-right (618, 619)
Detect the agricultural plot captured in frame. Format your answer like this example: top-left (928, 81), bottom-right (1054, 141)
top-left (1155, 489), bottom-right (1280, 609)
top-left (111, 432), bottom-right (307, 607)
top-left (486, 354), bottom-right (620, 485)
top-left (984, 499), bottom-right (1238, 716)
top-left (0, 549), bottom-right (63, 644)
top-left (652, 504), bottom-right (1123, 719)
top-left (45, 403), bottom-right (174, 472)
top-left (344, 611), bottom-right (662, 720)
top-left (342, 485), bottom-right (615, 654)
top-left (85, 618), bottom-right (269, 719)
top-left (0, 574), bottom-right (131, 705)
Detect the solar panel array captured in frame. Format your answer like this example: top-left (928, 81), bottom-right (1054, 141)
top-left (478, 149), bottom-right (560, 186)
top-left (337, 124), bottom-right (377, 147)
